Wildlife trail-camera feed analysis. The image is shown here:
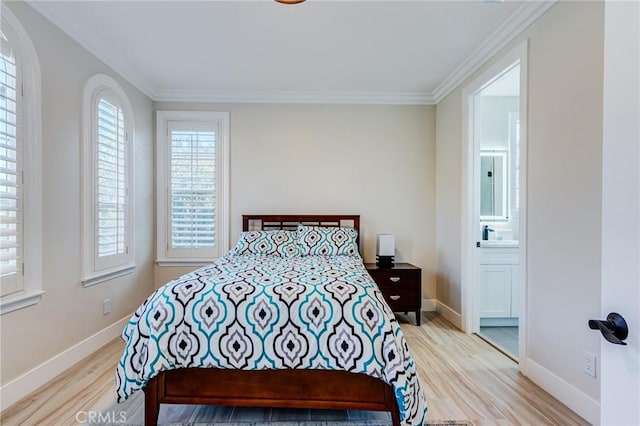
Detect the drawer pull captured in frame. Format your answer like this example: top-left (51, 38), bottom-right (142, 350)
top-left (390, 295), bottom-right (401, 301)
top-left (389, 277), bottom-right (400, 283)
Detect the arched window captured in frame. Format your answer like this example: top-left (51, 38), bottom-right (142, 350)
top-left (82, 74), bottom-right (135, 286)
top-left (0, 7), bottom-right (43, 314)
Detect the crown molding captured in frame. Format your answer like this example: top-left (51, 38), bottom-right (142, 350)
top-left (27, 0), bottom-right (553, 106)
top-left (432, 0), bottom-right (557, 103)
top-left (153, 89), bottom-right (435, 105)
top-left (26, 0), bottom-right (157, 99)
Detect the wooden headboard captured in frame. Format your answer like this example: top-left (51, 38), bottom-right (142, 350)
top-left (242, 214), bottom-right (361, 248)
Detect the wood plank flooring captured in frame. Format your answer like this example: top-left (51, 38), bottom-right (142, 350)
top-left (0, 313), bottom-right (588, 425)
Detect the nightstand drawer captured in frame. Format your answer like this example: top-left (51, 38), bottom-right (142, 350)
top-left (379, 286), bottom-right (420, 310)
top-left (367, 268), bottom-right (420, 286)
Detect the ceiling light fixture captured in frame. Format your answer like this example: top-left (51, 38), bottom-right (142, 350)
top-left (275, 0), bottom-right (305, 4)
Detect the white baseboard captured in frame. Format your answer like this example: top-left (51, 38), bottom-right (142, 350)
top-left (0, 316), bottom-right (129, 412)
top-left (526, 358), bottom-right (599, 424)
top-left (435, 300), bottom-right (463, 330)
top-left (422, 298), bottom-right (437, 312)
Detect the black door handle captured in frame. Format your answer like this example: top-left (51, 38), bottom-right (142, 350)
top-left (588, 312), bottom-right (628, 345)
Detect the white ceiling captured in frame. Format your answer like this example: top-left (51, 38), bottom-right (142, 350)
top-left (28, 0), bottom-right (554, 104)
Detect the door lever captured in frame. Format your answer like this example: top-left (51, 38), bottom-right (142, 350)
top-left (588, 312), bottom-right (628, 345)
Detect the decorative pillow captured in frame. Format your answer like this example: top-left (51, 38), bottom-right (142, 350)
top-left (230, 230), bottom-right (300, 257)
top-left (296, 224), bottom-right (359, 256)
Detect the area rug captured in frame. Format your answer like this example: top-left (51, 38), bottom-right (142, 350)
top-left (89, 391), bottom-right (467, 426)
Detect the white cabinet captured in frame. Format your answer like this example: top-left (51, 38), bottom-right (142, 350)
top-left (479, 247), bottom-right (519, 320)
top-left (510, 264), bottom-right (519, 317)
top-left (479, 264), bottom-right (512, 317)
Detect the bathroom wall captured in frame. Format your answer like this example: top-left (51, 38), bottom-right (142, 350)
top-left (478, 95), bottom-right (520, 241)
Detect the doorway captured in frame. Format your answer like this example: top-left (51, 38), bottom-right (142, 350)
top-left (461, 41), bottom-right (528, 364)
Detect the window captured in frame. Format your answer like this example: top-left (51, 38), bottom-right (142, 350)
top-left (156, 111), bottom-right (229, 265)
top-left (82, 74), bottom-right (134, 286)
top-left (1, 29), bottom-right (22, 298)
top-left (0, 8), bottom-right (43, 315)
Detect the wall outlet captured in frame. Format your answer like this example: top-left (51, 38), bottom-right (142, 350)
top-left (103, 298), bottom-right (111, 316)
top-left (583, 351), bottom-right (596, 378)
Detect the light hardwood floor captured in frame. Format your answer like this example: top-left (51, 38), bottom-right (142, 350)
top-left (1, 313), bottom-right (588, 425)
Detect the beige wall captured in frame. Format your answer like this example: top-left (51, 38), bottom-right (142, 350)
top-left (435, 0), bottom-right (604, 411)
top-left (0, 2), bottom-right (155, 385)
top-left (154, 103), bottom-right (437, 303)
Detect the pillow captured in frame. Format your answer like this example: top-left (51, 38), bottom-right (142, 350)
top-left (296, 224), bottom-right (359, 256)
top-left (230, 230), bottom-right (300, 257)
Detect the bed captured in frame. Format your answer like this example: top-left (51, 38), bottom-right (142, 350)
top-left (116, 214), bottom-right (427, 425)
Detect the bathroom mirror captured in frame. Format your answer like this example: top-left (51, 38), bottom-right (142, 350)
top-left (480, 150), bottom-right (508, 221)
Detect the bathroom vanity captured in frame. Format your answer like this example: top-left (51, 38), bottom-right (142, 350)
top-left (478, 242), bottom-right (519, 326)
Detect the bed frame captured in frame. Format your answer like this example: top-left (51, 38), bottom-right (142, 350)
top-left (143, 214), bottom-right (401, 426)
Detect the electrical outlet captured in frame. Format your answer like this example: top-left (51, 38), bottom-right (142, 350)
top-left (103, 298), bottom-right (111, 315)
top-left (583, 351), bottom-right (596, 378)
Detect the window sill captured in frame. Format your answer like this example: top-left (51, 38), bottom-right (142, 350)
top-left (82, 264), bottom-right (136, 287)
top-left (1, 290), bottom-right (45, 315)
top-left (156, 259), bottom-right (214, 267)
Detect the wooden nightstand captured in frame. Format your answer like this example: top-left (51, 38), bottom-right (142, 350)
top-left (365, 263), bottom-right (422, 325)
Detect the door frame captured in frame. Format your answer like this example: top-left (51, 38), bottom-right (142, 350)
top-left (460, 40), bottom-right (529, 368)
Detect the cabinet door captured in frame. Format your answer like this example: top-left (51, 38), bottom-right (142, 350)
top-left (479, 264), bottom-right (512, 318)
top-left (510, 264), bottom-right (519, 318)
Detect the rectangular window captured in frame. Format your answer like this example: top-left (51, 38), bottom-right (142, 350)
top-left (0, 45), bottom-right (22, 297)
top-left (157, 112), bottom-right (229, 265)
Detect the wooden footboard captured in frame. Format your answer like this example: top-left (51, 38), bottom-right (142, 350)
top-left (144, 368), bottom-right (400, 426)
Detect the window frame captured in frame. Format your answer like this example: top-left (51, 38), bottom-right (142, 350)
top-left (156, 111), bottom-right (229, 266)
top-left (81, 74), bottom-right (135, 287)
top-left (0, 7), bottom-right (43, 315)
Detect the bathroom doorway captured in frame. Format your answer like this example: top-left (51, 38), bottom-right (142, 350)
top-left (461, 41), bottom-right (528, 364)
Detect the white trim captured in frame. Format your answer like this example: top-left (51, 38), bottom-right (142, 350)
top-left (0, 6), bottom-right (43, 315)
top-left (435, 301), bottom-right (463, 330)
top-left (516, 42), bottom-right (529, 369)
top-left (26, 0), bottom-right (551, 105)
top-left (0, 291), bottom-right (44, 315)
top-left (421, 298), bottom-right (437, 312)
top-left (156, 260), bottom-right (211, 268)
top-left (81, 74), bottom-right (136, 285)
top-left (26, 1), bottom-right (156, 99)
top-left (153, 90), bottom-right (435, 105)
top-left (433, 1), bottom-right (555, 103)
top-left (525, 358), bottom-right (599, 425)
top-left (81, 264), bottom-right (136, 288)
top-left (156, 111), bottom-right (230, 264)
top-left (0, 315), bottom-right (129, 412)
top-left (460, 40), bottom-right (528, 355)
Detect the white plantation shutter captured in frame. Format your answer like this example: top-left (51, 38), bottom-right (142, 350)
top-left (169, 126), bottom-right (216, 251)
top-left (96, 98), bottom-right (127, 259)
top-left (0, 39), bottom-right (22, 297)
top-left (156, 111), bottom-right (229, 264)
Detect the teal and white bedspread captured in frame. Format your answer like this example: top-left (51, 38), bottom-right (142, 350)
top-left (116, 253), bottom-right (427, 425)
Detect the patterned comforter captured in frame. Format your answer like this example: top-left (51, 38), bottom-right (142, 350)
top-left (116, 253), bottom-right (428, 425)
